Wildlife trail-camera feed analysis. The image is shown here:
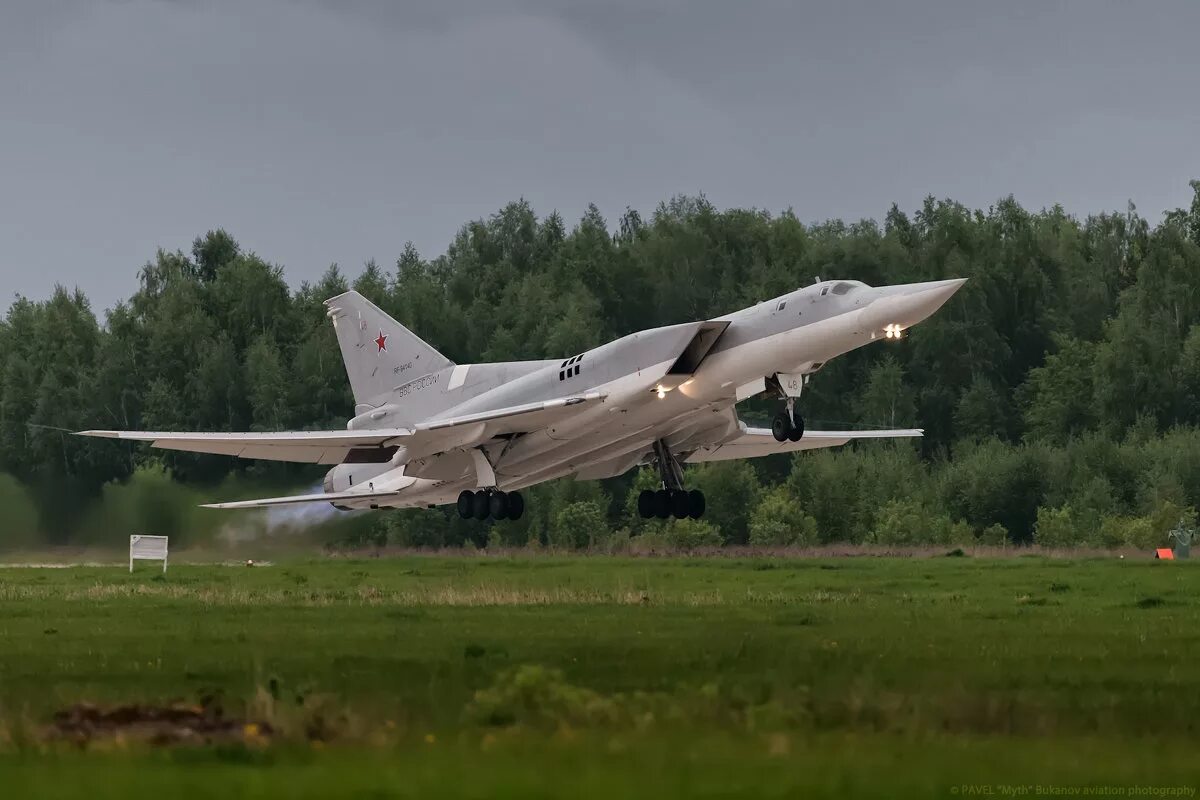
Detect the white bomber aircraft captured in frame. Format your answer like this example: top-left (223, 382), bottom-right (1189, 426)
top-left (80, 278), bottom-right (965, 521)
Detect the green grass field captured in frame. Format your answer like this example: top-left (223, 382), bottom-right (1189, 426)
top-left (1, 554), bottom-right (1198, 798)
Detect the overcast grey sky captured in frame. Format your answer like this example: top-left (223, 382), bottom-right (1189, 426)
top-left (3, 0), bottom-right (1199, 314)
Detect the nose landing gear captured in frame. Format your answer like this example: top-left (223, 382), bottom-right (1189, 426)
top-left (767, 374), bottom-right (807, 442)
top-left (771, 397), bottom-right (805, 442)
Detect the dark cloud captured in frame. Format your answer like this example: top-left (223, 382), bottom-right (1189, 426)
top-left (2, 0), bottom-right (1198, 313)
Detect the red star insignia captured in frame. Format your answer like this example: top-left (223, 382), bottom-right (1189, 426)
top-left (374, 330), bottom-right (388, 352)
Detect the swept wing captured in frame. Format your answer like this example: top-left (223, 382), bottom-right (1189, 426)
top-left (199, 488), bottom-right (404, 509)
top-left (77, 392), bottom-right (605, 464)
top-left (685, 425), bottom-right (922, 463)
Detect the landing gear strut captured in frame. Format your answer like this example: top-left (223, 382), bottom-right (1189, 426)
top-left (637, 439), bottom-right (706, 520)
top-left (457, 489), bottom-right (524, 521)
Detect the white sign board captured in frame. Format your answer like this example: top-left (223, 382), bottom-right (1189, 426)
top-left (129, 535), bottom-right (169, 573)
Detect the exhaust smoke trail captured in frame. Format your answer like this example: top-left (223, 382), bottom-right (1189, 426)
top-left (218, 484), bottom-right (355, 546)
top-left (265, 493), bottom-right (344, 533)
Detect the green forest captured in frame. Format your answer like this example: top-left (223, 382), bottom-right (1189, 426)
top-left (3, 183), bottom-right (1200, 552)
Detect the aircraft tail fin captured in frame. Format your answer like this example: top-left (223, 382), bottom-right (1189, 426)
top-left (324, 291), bottom-right (454, 409)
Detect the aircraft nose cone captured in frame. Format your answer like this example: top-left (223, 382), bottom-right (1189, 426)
top-left (857, 278), bottom-right (967, 332)
top-left (903, 278), bottom-right (967, 303)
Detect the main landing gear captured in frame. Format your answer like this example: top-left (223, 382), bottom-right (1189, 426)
top-left (457, 489), bottom-right (525, 521)
top-left (637, 487), bottom-right (706, 520)
top-left (636, 439), bottom-right (706, 520)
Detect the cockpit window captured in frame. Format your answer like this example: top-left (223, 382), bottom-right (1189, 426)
top-left (831, 282), bottom-right (856, 295)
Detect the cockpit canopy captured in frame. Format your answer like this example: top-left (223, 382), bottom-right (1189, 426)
top-left (830, 280), bottom-right (864, 295)
top-left (816, 280), bottom-right (868, 297)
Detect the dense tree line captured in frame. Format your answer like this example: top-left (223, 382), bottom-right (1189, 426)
top-left (2, 183), bottom-right (1200, 551)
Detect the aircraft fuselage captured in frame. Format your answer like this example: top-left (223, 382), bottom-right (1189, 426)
top-left (324, 278), bottom-right (965, 510)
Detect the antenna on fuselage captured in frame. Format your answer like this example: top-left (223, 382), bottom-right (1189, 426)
top-left (813, 276), bottom-right (822, 284)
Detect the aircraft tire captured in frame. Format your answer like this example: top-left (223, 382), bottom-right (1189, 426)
top-left (687, 490), bottom-right (706, 519)
top-left (771, 414), bottom-right (790, 442)
top-left (472, 491), bottom-right (491, 521)
top-left (670, 489), bottom-right (691, 519)
top-left (637, 489), bottom-right (656, 519)
top-left (787, 415), bottom-right (805, 442)
top-left (489, 491), bottom-right (510, 520)
top-left (507, 492), bottom-right (525, 521)
top-left (457, 491), bottom-right (475, 519)
top-left (654, 489), bottom-right (672, 519)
